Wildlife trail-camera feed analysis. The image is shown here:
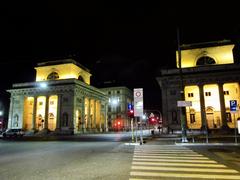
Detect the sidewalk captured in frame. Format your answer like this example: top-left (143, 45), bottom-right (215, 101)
top-left (146, 132), bottom-right (240, 146)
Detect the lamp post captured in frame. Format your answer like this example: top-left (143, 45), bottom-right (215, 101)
top-left (110, 97), bottom-right (120, 131)
top-left (177, 28), bottom-right (188, 143)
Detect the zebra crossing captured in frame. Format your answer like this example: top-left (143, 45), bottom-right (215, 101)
top-left (129, 145), bottom-right (240, 179)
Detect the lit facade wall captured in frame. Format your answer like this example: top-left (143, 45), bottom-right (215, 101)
top-left (223, 83), bottom-right (240, 128)
top-left (157, 40), bottom-right (240, 131)
top-left (7, 59), bottom-right (108, 135)
top-left (23, 97), bottom-right (34, 130)
top-left (184, 86), bottom-right (201, 129)
top-left (176, 43), bottom-right (234, 68)
top-left (35, 62), bottom-right (91, 85)
top-left (100, 86), bottom-right (133, 131)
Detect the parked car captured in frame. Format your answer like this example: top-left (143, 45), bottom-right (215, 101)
top-left (2, 128), bottom-right (25, 138)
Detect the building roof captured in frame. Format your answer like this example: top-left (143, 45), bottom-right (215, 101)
top-left (36, 58), bottom-right (90, 72)
top-left (180, 39), bottom-right (232, 50)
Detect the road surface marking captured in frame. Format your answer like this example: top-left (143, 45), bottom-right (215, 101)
top-left (129, 145), bottom-right (240, 180)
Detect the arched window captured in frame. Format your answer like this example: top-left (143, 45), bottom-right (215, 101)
top-left (47, 72), bottom-right (59, 80)
top-left (196, 56), bottom-right (216, 66)
top-left (78, 75), bottom-right (85, 83)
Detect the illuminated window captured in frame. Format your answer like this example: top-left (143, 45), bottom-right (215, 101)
top-left (47, 72), bottom-right (59, 80)
top-left (205, 92), bottom-right (211, 96)
top-left (196, 56), bottom-right (216, 66)
top-left (223, 91), bottom-right (229, 95)
top-left (188, 93), bottom-right (194, 97)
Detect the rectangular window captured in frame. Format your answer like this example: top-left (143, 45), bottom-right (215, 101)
top-left (108, 91), bottom-right (111, 95)
top-left (172, 111), bottom-right (177, 124)
top-left (108, 106), bottom-right (111, 112)
top-left (190, 114), bottom-right (196, 123)
top-left (205, 92), bottom-right (211, 96)
top-left (223, 91), bottom-right (229, 95)
top-left (117, 106), bottom-right (121, 112)
top-left (188, 93), bottom-right (194, 97)
top-left (117, 90), bottom-right (120, 94)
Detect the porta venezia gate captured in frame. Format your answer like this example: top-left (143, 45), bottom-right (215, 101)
top-left (7, 81), bottom-right (108, 134)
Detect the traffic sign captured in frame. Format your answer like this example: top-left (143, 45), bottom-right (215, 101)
top-left (230, 100), bottom-right (237, 112)
top-left (134, 88), bottom-right (144, 117)
top-left (177, 101), bottom-right (192, 107)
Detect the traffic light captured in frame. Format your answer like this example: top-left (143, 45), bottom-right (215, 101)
top-left (128, 109), bottom-right (134, 118)
top-left (149, 117), bottom-right (157, 125)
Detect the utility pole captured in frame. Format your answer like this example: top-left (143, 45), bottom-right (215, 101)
top-left (177, 27), bottom-right (188, 143)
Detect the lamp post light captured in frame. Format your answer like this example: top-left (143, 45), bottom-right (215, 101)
top-left (177, 28), bottom-right (188, 143)
top-left (109, 97), bottom-right (120, 131)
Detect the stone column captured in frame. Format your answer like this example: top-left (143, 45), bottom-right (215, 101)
top-left (99, 102), bottom-right (102, 132)
top-left (44, 96), bottom-right (49, 131)
top-left (93, 100), bottom-right (97, 131)
top-left (8, 97), bottom-right (14, 129)
top-left (81, 97), bottom-right (86, 133)
top-left (199, 84), bottom-right (207, 129)
top-left (31, 96), bottom-right (37, 131)
top-left (104, 102), bottom-right (108, 132)
top-left (218, 83), bottom-right (227, 128)
top-left (56, 94), bottom-right (62, 132)
top-left (88, 98), bottom-right (91, 130)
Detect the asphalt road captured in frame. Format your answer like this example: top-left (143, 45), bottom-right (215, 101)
top-left (1, 131), bottom-right (240, 180)
top-left (0, 141), bottom-right (134, 180)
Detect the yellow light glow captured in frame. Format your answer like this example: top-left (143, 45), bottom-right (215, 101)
top-left (35, 63), bottom-right (91, 85)
top-left (48, 95), bottom-right (58, 131)
top-left (176, 44), bottom-right (234, 68)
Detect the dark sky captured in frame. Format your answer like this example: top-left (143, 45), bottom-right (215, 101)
top-left (0, 1), bottom-right (240, 112)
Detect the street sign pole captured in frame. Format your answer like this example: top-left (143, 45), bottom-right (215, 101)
top-left (135, 117), bottom-right (138, 143)
top-left (134, 88), bottom-right (144, 145)
top-left (140, 117), bottom-right (143, 145)
top-left (131, 117), bottom-right (134, 143)
top-left (234, 113), bottom-right (237, 144)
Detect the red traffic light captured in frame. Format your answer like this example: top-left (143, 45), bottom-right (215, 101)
top-left (128, 109), bottom-right (134, 118)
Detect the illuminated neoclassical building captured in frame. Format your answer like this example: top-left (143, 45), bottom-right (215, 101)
top-left (157, 40), bottom-right (240, 131)
top-left (7, 59), bottom-right (108, 134)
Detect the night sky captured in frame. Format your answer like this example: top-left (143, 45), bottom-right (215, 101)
top-left (0, 1), bottom-right (240, 113)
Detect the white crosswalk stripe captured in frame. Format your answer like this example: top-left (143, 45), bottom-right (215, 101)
top-left (129, 145), bottom-right (240, 179)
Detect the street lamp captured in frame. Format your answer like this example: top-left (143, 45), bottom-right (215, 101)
top-left (177, 27), bottom-right (188, 143)
top-left (109, 97), bottom-right (120, 130)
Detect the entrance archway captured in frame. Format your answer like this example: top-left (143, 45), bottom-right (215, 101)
top-left (206, 106), bottom-right (214, 129)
